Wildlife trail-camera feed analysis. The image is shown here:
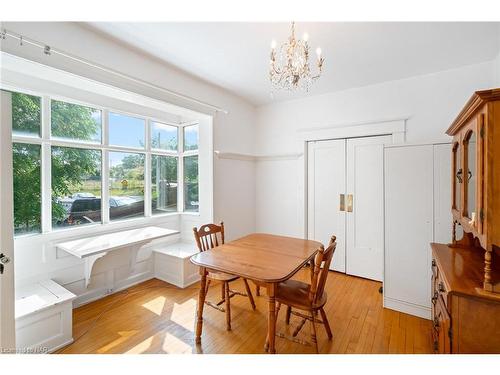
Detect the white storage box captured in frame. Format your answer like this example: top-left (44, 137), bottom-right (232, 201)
top-left (15, 279), bottom-right (76, 353)
top-left (154, 242), bottom-right (200, 288)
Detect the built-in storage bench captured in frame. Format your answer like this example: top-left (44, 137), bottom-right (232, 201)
top-left (153, 242), bottom-right (200, 288)
top-left (15, 279), bottom-right (76, 353)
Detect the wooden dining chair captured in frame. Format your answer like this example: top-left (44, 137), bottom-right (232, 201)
top-left (274, 235), bottom-right (337, 353)
top-left (193, 222), bottom-right (256, 331)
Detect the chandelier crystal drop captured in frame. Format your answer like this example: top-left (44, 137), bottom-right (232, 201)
top-left (269, 22), bottom-right (324, 92)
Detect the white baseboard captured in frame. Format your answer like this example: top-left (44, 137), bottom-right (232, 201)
top-left (48, 338), bottom-right (74, 354)
top-left (383, 297), bottom-right (431, 320)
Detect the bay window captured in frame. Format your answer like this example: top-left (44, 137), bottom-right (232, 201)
top-left (3, 88), bottom-right (200, 238)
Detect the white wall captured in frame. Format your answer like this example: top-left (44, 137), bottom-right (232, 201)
top-left (495, 26), bottom-right (500, 86)
top-left (494, 52), bottom-right (500, 86)
top-left (1, 22), bottom-right (256, 305)
top-left (255, 61), bottom-right (496, 237)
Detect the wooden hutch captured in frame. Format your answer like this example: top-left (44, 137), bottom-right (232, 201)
top-left (431, 88), bottom-right (500, 353)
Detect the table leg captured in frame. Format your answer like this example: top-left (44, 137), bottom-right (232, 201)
top-left (195, 267), bottom-right (207, 345)
top-left (265, 282), bottom-right (277, 354)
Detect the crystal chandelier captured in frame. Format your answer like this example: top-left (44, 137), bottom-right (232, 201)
top-left (269, 22), bottom-right (324, 92)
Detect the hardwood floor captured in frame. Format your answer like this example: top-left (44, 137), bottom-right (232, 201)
top-left (56, 270), bottom-right (433, 354)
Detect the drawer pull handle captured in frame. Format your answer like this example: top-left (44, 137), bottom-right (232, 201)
top-left (438, 282), bottom-right (445, 293)
top-left (432, 291), bottom-right (438, 304)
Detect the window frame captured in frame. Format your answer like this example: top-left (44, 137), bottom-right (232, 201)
top-left (180, 123), bottom-right (199, 212)
top-left (8, 87), bottom-right (200, 237)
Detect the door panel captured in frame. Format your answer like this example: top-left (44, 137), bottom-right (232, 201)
top-left (384, 145), bottom-right (434, 308)
top-left (434, 144), bottom-right (453, 244)
top-left (0, 90), bottom-right (16, 350)
top-left (307, 140), bottom-right (346, 271)
top-left (346, 136), bottom-right (390, 281)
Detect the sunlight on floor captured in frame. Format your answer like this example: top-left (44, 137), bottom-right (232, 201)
top-left (170, 299), bottom-right (196, 332)
top-left (141, 296), bottom-right (167, 316)
top-left (125, 336), bottom-right (154, 354)
top-left (98, 330), bottom-right (139, 353)
top-left (162, 332), bottom-right (192, 353)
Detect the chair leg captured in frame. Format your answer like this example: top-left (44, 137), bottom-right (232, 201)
top-left (243, 279), bottom-right (256, 310)
top-left (285, 306), bottom-right (292, 325)
top-left (205, 279), bottom-right (211, 296)
top-left (275, 302), bottom-right (281, 320)
top-left (221, 282), bottom-right (225, 301)
top-left (320, 307), bottom-right (333, 340)
top-left (310, 311), bottom-right (319, 354)
top-left (224, 281), bottom-right (231, 331)
top-left (256, 285), bottom-right (260, 296)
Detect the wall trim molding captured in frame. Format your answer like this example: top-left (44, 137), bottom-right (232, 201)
top-left (214, 151), bottom-right (303, 162)
top-left (298, 118), bottom-right (407, 144)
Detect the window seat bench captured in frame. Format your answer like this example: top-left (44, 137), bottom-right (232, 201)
top-left (15, 279), bottom-right (76, 353)
top-left (153, 242), bottom-right (200, 288)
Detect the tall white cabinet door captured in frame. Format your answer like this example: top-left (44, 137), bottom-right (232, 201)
top-left (434, 144), bottom-right (453, 244)
top-left (384, 145), bottom-right (434, 318)
top-left (307, 139), bottom-right (346, 271)
top-left (346, 135), bottom-right (391, 281)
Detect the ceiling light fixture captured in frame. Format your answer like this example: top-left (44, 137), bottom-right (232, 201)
top-left (269, 22), bottom-right (324, 92)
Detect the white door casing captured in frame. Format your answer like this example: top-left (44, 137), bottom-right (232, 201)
top-left (346, 135), bottom-right (391, 281)
top-left (307, 139), bottom-right (346, 272)
top-left (0, 90), bottom-right (16, 351)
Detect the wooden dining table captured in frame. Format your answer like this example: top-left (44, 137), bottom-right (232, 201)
top-left (190, 233), bottom-right (323, 354)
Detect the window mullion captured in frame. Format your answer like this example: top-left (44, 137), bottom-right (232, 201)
top-left (178, 126), bottom-right (184, 212)
top-left (144, 120), bottom-right (152, 217)
top-left (41, 96), bottom-right (52, 233)
top-left (102, 109), bottom-right (110, 224)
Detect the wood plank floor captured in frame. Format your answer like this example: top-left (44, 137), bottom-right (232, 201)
top-left (56, 270), bottom-right (433, 354)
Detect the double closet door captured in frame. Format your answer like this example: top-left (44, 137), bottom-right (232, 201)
top-left (307, 135), bottom-right (391, 281)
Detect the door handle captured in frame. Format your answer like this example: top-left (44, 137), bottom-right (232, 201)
top-left (339, 194), bottom-right (345, 211)
top-left (0, 253), bottom-right (11, 275)
top-left (346, 194), bottom-right (353, 212)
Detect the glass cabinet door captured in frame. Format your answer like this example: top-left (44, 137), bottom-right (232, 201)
top-left (453, 143), bottom-right (461, 211)
top-left (465, 131), bottom-right (476, 220)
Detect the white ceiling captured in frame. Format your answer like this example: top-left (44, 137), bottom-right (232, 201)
top-left (86, 22), bottom-right (500, 106)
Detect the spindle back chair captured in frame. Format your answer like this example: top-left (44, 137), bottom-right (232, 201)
top-left (274, 235), bottom-right (337, 353)
top-left (192, 222), bottom-right (256, 331)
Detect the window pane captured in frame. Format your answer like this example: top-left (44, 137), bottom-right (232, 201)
top-left (13, 143), bottom-right (41, 235)
top-left (109, 152), bottom-right (145, 221)
top-left (151, 122), bottom-right (178, 151)
top-left (152, 155), bottom-right (177, 214)
top-left (183, 155), bottom-right (199, 212)
top-left (183, 125), bottom-right (199, 151)
top-left (109, 112), bottom-right (145, 148)
top-left (51, 147), bottom-right (102, 229)
top-left (51, 100), bottom-right (102, 143)
top-left (10, 91), bottom-right (41, 137)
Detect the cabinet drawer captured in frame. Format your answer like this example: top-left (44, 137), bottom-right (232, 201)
top-left (431, 260), bottom-right (449, 310)
top-left (433, 296), bottom-right (451, 354)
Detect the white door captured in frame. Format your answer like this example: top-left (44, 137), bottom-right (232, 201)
top-left (0, 90), bottom-right (16, 350)
top-left (433, 144), bottom-right (453, 243)
top-left (345, 136), bottom-right (391, 281)
top-left (307, 139), bottom-right (346, 271)
top-left (384, 145), bottom-right (434, 310)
